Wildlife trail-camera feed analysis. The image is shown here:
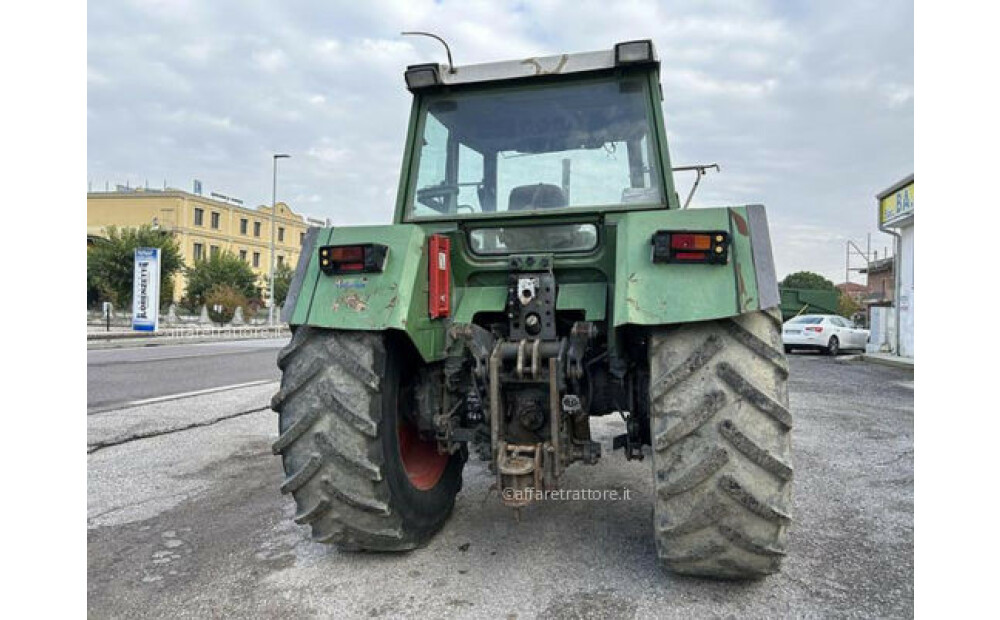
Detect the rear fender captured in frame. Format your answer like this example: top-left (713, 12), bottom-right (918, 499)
top-left (283, 224), bottom-right (446, 361)
top-left (613, 204), bottom-right (779, 326)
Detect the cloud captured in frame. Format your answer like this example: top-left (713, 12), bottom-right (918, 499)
top-left (88, 0), bottom-right (912, 282)
top-left (252, 49), bottom-right (288, 73)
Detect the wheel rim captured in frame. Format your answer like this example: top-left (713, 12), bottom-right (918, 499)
top-left (830, 338), bottom-right (839, 354)
top-left (397, 418), bottom-right (448, 491)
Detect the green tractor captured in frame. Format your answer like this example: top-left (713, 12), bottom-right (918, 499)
top-left (272, 40), bottom-right (792, 579)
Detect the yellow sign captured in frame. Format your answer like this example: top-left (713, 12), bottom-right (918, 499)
top-left (880, 182), bottom-right (914, 226)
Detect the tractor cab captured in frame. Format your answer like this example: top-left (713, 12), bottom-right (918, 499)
top-left (396, 39), bottom-right (680, 229)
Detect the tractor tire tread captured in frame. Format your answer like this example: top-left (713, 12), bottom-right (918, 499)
top-left (273, 328), bottom-right (418, 551)
top-left (649, 309), bottom-right (793, 579)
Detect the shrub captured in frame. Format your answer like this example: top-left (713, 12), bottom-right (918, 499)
top-left (205, 284), bottom-right (248, 324)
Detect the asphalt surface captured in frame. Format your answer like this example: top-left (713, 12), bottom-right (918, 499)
top-left (87, 352), bottom-right (913, 619)
top-left (87, 339), bottom-right (285, 412)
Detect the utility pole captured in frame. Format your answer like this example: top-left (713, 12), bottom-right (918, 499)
top-left (269, 154), bottom-right (291, 326)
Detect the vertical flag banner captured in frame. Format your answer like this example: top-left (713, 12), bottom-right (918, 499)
top-left (132, 247), bottom-right (161, 331)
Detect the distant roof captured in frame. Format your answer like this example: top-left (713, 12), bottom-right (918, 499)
top-left (876, 173), bottom-right (914, 200)
top-left (836, 282), bottom-right (868, 292)
top-left (88, 189), bottom-right (313, 222)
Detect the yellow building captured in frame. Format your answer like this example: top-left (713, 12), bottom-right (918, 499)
top-left (87, 189), bottom-right (322, 302)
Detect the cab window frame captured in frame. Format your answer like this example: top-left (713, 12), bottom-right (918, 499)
top-left (402, 71), bottom-right (668, 223)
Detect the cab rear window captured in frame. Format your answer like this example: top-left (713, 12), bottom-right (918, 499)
top-left (467, 224), bottom-right (598, 255)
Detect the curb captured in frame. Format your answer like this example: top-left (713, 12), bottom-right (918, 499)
top-left (833, 354), bottom-right (863, 364)
top-left (87, 327), bottom-right (290, 349)
top-left (87, 326), bottom-right (287, 340)
top-left (860, 354), bottom-right (914, 370)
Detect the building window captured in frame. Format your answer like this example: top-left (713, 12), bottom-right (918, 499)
top-left (240, 218), bottom-right (248, 235)
top-left (239, 249), bottom-right (247, 262)
top-left (300, 232), bottom-right (305, 245)
top-left (254, 221), bottom-right (261, 237)
top-left (211, 212), bottom-right (220, 229)
top-left (193, 242), bottom-right (204, 260)
top-left (194, 208), bottom-right (204, 226)
top-left (252, 252), bottom-right (260, 267)
top-left (277, 255), bottom-right (284, 267)
top-left (210, 245), bottom-right (220, 258)
top-left (278, 227), bottom-right (285, 242)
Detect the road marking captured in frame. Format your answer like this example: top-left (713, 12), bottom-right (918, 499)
top-left (127, 380), bottom-right (275, 406)
top-left (89, 380), bottom-right (278, 414)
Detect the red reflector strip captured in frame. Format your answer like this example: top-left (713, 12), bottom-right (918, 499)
top-left (674, 251), bottom-right (708, 260)
top-left (428, 235), bottom-right (450, 319)
top-left (338, 262), bottom-right (365, 271)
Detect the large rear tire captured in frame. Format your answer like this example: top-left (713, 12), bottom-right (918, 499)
top-left (271, 327), bottom-right (463, 551)
top-left (648, 308), bottom-right (793, 579)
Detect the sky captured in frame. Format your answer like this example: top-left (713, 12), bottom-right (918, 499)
top-left (87, 0), bottom-right (913, 283)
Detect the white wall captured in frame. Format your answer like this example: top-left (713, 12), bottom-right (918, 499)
top-left (868, 306), bottom-right (895, 353)
top-left (898, 223), bottom-right (914, 358)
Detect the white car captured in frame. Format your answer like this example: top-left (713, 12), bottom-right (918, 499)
top-left (782, 314), bottom-right (869, 356)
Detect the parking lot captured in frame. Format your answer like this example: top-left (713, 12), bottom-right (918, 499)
top-left (88, 349), bottom-right (913, 618)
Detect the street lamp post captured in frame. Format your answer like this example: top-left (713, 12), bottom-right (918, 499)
top-left (270, 153), bottom-right (290, 326)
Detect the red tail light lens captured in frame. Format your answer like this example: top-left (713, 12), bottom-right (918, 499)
top-left (328, 246), bottom-right (364, 262)
top-left (319, 244), bottom-right (388, 275)
top-left (805, 326), bottom-right (824, 333)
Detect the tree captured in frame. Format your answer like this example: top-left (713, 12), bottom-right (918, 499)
top-left (838, 291), bottom-right (862, 320)
top-left (184, 251), bottom-right (259, 310)
top-left (265, 262), bottom-right (295, 307)
top-left (780, 271), bottom-right (836, 291)
top-left (86, 226), bottom-right (184, 309)
top-left (87, 259), bottom-right (102, 309)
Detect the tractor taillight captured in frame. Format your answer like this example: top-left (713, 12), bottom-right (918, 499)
top-left (428, 234), bottom-right (450, 319)
top-left (651, 230), bottom-right (730, 264)
top-left (319, 244), bottom-right (388, 275)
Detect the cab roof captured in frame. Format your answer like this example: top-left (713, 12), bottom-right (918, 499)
top-left (404, 40), bottom-right (659, 92)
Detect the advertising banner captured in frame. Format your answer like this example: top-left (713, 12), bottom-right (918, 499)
top-left (879, 181), bottom-right (914, 227)
top-left (132, 247), bottom-right (161, 331)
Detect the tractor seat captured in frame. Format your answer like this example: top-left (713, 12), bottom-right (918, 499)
top-left (508, 184), bottom-right (567, 211)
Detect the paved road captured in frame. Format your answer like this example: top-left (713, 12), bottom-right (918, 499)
top-left (87, 339), bottom-right (286, 412)
top-left (88, 354), bottom-right (913, 618)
